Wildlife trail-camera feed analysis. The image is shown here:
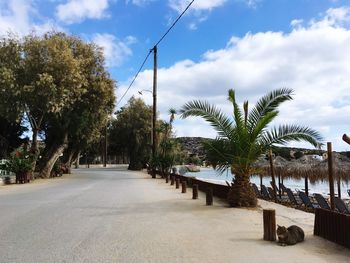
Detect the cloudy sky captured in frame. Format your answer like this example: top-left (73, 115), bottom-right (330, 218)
top-left (1, 0), bottom-right (350, 151)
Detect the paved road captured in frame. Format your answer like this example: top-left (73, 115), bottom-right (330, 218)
top-left (0, 166), bottom-right (156, 262)
top-left (1, 167), bottom-right (349, 263)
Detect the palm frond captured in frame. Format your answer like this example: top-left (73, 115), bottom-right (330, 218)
top-left (180, 100), bottom-right (233, 138)
top-left (203, 139), bottom-right (233, 173)
top-left (248, 88), bottom-right (293, 130)
top-left (228, 89), bottom-right (244, 131)
top-left (250, 111), bottom-right (278, 142)
top-left (260, 124), bottom-right (324, 148)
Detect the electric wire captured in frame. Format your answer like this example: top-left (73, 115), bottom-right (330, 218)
top-left (116, 0), bottom-right (195, 107)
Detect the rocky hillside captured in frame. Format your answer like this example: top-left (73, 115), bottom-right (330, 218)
top-left (175, 137), bottom-right (211, 158)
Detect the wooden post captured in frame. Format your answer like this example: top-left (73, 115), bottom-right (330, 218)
top-left (192, 184), bottom-right (198, 199)
top-left (175, 178), bottom-right (180, 189)
top-left (152, 46), bottom-right (157, 160)
top-left (337, 176), bottom-right (341, 198)
top-left (165, 174), bottom-right (169, 183)
top-left (305, 175), bottom-right (309, 197)
top-left (263, 209), bottom-right (276, 241)
top-left (181, 181), bottom-right (187, 193)
top-left (170, 175), bottom-right (175, 185)
top-left (206, 188), bottom-right (213, 206)
top-left (278, 174), bottom-right (281, 198)
top-left (268, 149), bottom-right (278, 203)
top-left (152, 169), bottom-right (156, 179)
top-left (327, 142), bottom-right (335, 211)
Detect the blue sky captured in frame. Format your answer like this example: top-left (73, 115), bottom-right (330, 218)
top-left (1, 0), bottom-right (350, 151)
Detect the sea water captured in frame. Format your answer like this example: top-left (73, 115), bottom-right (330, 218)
top-left (182, 167), bottom-right (350, 198)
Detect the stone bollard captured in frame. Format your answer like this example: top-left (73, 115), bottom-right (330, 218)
top-left (181, 181), bottom-right (187, 193)
top-left (192, 184), bottom-right (198, 199)
top-left (263, 209), bottom-right (276, 241)
top-left (206, 188), bottom-right (213, 206)
top-left (175, 178), bottom-right (180, 189)
top-left (170, 175), bottom-right (175, 185)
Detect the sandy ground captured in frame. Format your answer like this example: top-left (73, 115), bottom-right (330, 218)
top-left (0, 166), bottom-right (349, 263)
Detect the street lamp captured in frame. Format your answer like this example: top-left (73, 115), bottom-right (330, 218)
top-left (138, 89), bottom-right (152, 95)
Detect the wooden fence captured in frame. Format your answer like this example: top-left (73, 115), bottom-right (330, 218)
top-left (150, 170), bottom-right (230, 199)
top-left (314, 208), bottom-right (350, 249)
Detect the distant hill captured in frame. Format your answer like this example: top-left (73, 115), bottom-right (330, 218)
top-left (174, 137), bottom-right (349, 161)
top-left (175, 137), bottom-right (212, 158)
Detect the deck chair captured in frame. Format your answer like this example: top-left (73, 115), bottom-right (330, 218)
top-left (261, 185), bottom-right (271, 199)
top-left (270, 181), bottom-right (279, 192)
top-left (251, 183), bottom-right (261, 198)
top-left (334, 197), bottom-right (350, 214)
top-left (286, 188), bottom-right (299, 206)
top-left (267, 187), bottom-right (277, 199)
top-left (313, 193), bottom-right (331, 210)
top-left (298, 191), bottom-right (320, 209)
top-left (279, 183), bottom-right (288, 194)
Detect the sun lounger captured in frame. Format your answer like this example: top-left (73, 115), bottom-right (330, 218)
top-left (313, 193), bottom-right (331, 210)
top-left (267, 187), bottom-right (277, 199)
top-left (279, 183), bottom-right (288, 194)
top-left (285, 188), bottom-right (300, 206)
top-left (334, 197), bottom-right (350, 214)
top-left (251, 183), bottom-right (261, 198)
top-left (261, 185), bottom-right (271, 199)
top-left (298, 191), bottom-right (320, 209)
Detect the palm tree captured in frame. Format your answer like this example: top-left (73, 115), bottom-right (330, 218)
top-left (180, 88), bottom-right (323, 207)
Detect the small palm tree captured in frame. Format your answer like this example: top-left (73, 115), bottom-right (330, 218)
top-left (180, 88), bottom-right (323, 207)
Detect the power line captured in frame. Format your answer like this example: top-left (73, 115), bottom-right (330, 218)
top-left (116, 50), bottom-right (152, 107)
top-left (116, 0), bottom-right (195, 107)
top-left (154, 0), bottom-right (195, 47)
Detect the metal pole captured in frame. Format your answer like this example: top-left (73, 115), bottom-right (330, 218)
top-left (152, 46), bottom-right (157, 159)
top-left (327, 142), bottom-right (335, 210)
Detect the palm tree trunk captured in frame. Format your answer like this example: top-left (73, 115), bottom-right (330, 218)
top-left (227, 172), bottom-right (257, 207)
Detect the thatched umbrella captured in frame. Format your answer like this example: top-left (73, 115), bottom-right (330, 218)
top-left (285, 155), bottom-right (321, 197)
top-left (251, 156), bottom-right (269, 190)
top-left (312, 153), bottom-right (350, 198)
top-left (252, 154), bottom-right (289, 199)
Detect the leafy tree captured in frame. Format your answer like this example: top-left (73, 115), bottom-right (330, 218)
top-left (0, 116), bottom-right (27, 159)
top-left (153, 108), bottom-right (180, 176)
top-left (37, 36), bottom-right (115, 178)
top-left (180, 88), bottom-right (323, 207)
top-left (0, 32), bottom-right (115, 178)
top-left (109, 97), bottom-right (152, 170)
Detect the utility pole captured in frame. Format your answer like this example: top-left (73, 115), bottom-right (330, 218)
top-left (152, 46), bottom-right (157, 159)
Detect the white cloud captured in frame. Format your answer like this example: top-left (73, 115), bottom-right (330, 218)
top-left (126, 0), bottom-right (157, 6)
top-left (119, 6), bottom-right (350, 151)
top-left (0, 0), bottom-right (62, 36)
top-left (92, 33), bottom-right (136, 67)
top-left (56, 0), bottom-right (110, 24)
top-left (168, 0), bottom-right (227, 13)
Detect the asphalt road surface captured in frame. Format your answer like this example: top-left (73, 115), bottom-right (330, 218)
top-left (1, 166), bottom-right (350, 263)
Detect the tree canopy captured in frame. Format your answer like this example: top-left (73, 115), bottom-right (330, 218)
top-left (0, 32), bottom-right (115, 177)
top-left (180, 88), bottom-right (323, 207)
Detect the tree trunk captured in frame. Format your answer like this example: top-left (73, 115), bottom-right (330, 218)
top-left (73, 151), bottom-right (80, 168)
top-left (30, 128), bottom-right (40, 172)
top-left (39, 133), bottom-right (68, 178)
top-left (64, 148), bottom-right (75, 168)
top-left (227, 172), bottom-right (257, 207)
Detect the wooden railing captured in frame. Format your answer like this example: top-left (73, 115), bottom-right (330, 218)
top-left (149, 169), bottom-right (230, 200)
top-left (314, 208), bottom-right (350, 249)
